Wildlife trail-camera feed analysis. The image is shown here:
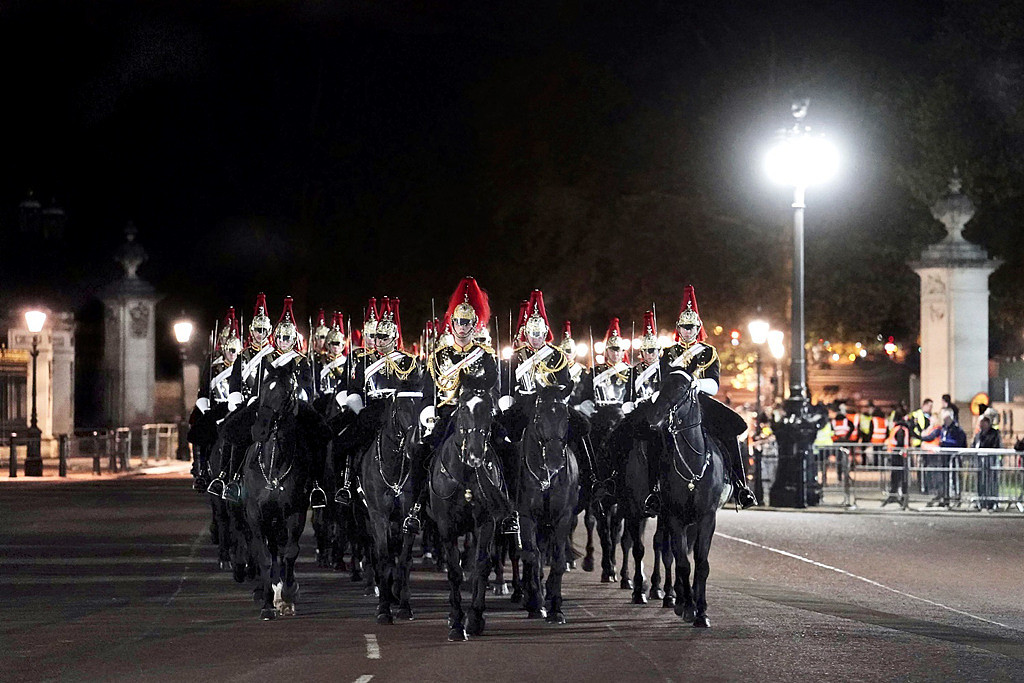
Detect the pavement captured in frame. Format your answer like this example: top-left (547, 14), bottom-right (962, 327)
top-left (2, 476), bottom-right (1024, 682)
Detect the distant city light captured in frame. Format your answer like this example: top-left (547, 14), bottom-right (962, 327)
top-left (594, 341), bottom-right (606, 354)
top-left (831, 353), bottom-right (840, 362)
top-left (575, 343), bottom-right (588, 359)
top-left (658, 335), bottom-right (671, 348)
top-left (858, 349), bottom-right (867, 358)
top-left (501, 346), bottom-right (513, 360)
top-left (595, 354), bottom-right (605, 364)
top-left (621, 338), bottom-right (632, 350)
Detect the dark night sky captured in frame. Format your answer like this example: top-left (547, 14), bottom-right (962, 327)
top-left (0, 1), bottom-right (943, 409)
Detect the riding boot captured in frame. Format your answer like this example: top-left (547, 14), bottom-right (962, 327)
top-left (192, 445), bottom-right (210, 492)
top-left (722, 436), bottom-right (758, 509)
top-left (403, 445), bottom-right (431, 535)
top-left (642, 437), bottom-right (662, 518)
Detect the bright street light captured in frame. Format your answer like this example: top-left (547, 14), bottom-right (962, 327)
top-left (173, 320), bottom-right (194, 345)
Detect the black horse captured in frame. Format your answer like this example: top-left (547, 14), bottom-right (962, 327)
top-left (242, 365), bottom-right (326, 620)
top-left (611, 410), bottom-right (655, 605)
top-left (360, 390), bottom-right (422, 624)
top-left (647, 366), bottom-right (726, 628)
top-left (428, 389), bottom-right (514, 641)
top-left (514, 385), bottom-right (580, 624)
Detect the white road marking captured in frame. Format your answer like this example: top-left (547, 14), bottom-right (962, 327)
top-left (353, 676), bottom-right (374, 683)
top-left (715, 532), bottom-right (1017, 631)
top-left (364, 633), bottom-right (380, 659)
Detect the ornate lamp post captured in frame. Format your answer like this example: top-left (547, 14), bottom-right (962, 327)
top-left (173, 319), bottom-right (194, 461)
top-left (764, 100), bottom-right (838, 507)
top-left (748, 318), bottom-right (770, 418)
top-left (24, 310), bottom-right (47, 476)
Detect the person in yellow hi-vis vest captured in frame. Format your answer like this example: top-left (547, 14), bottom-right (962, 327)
top-left (909, 398), bottom-right (938, 449)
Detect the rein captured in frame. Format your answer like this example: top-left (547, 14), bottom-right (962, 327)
top-left (254, 375), bottom-right (297, 492)
top-left (375, 404), bottom-right (415, 497)
top-left (523, 416), bottom-right (566, 492)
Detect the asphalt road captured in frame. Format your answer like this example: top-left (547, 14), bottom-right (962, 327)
top-left (3, 476), bottom-right (1023, 682)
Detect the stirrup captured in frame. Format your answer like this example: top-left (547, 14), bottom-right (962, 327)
top-left (642, 491), bottom-right (661, 518)
top-left (310, 482), bottom-right (327, 509)
top-left (222, 480), bottom-right (242, 504)
top-left (736, 484), bottom-right (758, 510)
top-left (192, 473), bottom-right (209, 492)
top-left (334, 486), bottom-right (353, 506)
top-left (402, 504), bottom-right (422, 535)
top-left (206, 474), bottom-right (226, 497)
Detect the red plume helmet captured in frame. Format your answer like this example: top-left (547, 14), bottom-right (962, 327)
top-left (562, 320), bottom-right (572, 341)
top-left (675, 284), bottom-right (706, 342)
top-left (445, 276), bottom-right (491, 333)
top-left (515, 300), bottom-right (529, 345)
top-left (353, 329), bottom-right (363, 348)
top-left (524, 289), bottom-right (553, 342)
top-left (603, 317), bottom-right (623, 349)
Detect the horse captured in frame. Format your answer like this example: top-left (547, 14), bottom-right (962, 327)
top-left (241, 364), bottom-right (325, 620)
top-left (360, 389), bottom-right (422, 624)
top-left (610, 411), bottom-right (655, 605)
top-left (514, 385), bottom-right (580, 624)
top-left (428, 389), bottom-right (514, 641)
top-left (647, 366), bottom-right (726, 628)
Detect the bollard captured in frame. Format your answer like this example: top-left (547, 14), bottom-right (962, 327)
top-left (842, 448), bottom-right (857, 509)
top-left (9, 438), bottom-right (16, 478)
top-left (901, 451), bottom-right (911, 510)
top-left (107, 432), bottom-right (116, 472)
top-left (59, 434), bottom-right (69, 477)
top-left (93, 432), bottom-right (102, 475)
top-left (141, 427), bottom-right (149, 466)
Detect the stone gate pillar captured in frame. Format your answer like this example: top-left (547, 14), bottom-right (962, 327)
top-left (100, 223), bottom-right (163, 427)
top-left (910, 173), bottom-right (1001, 406)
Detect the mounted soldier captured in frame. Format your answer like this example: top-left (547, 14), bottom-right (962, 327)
top-left (334, 298), bottom-right (420, 505)
top-left (227, 293), bottom-right (275, 410)
top-left (628, 311), bottom-right (661, 405)
top-left (404, 276), bottom-right (511, 535)
top-left (315, 312), bottom-right (348, 402)
top-left (503, 289), bottom-right (598, 492)
top-left (643, 285), bottom-right (757, 515)
top-left (188, 306), bottom-right (241, 491)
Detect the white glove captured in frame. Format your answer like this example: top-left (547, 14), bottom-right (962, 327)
top-left (650, 391), bottom-right (660, 405)
top-left (419, 405), bottom-right (437, 433)
top-left (334, 390), bottom-right (349, 409)
top-left (227, 392), bottom-right (242, 412)
top-left (195, 397), bottom-right (210, 414)
top-left (345, 393), bottom-right (364, 415)
top-left (498, 395), bottom-right (514, 412)
top-left (578, 399), bottom-right (597, 417)
top-left (247, 396), bottom-right (258, 406)
top-left (621, 401), bottom-right (635, 415)
top-left (695, 378), bottom-right (719, 396)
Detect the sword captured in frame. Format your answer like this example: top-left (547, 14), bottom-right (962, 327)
top-left (494, 314), bottom-right (502, 395)
top-left (309, 315), bottom-right (318, 399)
top-left (431, 297), bottom-right (437, 412)
top-left (652, 302), bottom-right (662, 389)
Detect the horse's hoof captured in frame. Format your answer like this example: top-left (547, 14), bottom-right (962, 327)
top-left (527, 609), bottom-right (546, 619)
top-left (333, 559), bottom-right (347, 572)
top-left (600, 571), bottom-right (613, 583)
top-left (364, 585), bottom-right (378, 597)
top-left (567, 560), bottom-right (576, 571)
top-left (466, 614), bottom-right (485, 636)
top-left (233, 564), bottom-right (247, 584)
top-left (447, 626), bottom-right (467, 642)
top-left (260, 608), bottom-right (277, 621)
top-left (632, 592), bottom-right (648, 605)
top-left (675, 602), bottom-right (696, 621)
top-left (376, 612), bottom-right (394, 625)
top-left (693, 614), bottom-right (711, 628)
top-left (545, 611), bottom-right (567, 625)
top-left (649, 587), bottom-right (664, 600)
top-left (351, 571), bottom-right (363, 582)
top-left (279, 603), bottom-right (296, 617)
top-left (218, 560), bottom-right (231, 571)
top-left (582, 555), bottom-right (595, 572)
top-left (493, 582), bottom-right (511, 596)
top-left (397, 607), bottom-right (415, 621)
top-left (662, 595), bottom-right (675, 609)
top-left (619, 577), bottom-right (633, 590)
top-left (252, 589), bottom-right (264, 605)
top-left (511, 589), bottom-right (523, 604)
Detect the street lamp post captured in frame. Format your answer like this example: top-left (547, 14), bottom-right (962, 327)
top-left (173, 319), bottom-right (194, 462)
top-left (748, 319), bottom-right (770, 418)
top-left (764, 100), bottom-right (838, 508)
top-left (24, 310), bottom-right (47, 476)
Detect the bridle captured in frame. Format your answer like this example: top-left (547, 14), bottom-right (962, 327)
top-left (524, 399), bottom-right (567, 492)
top-left (662, 373), bottom-right (710, 492)
top-left (254, 373), bottom-right (297, 491)
top-left (374, 393), bottom-right (418, 497)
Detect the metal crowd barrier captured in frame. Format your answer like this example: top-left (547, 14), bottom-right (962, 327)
top-left (3, 424), bottom-right (182, 477)
top-left (814, 442), bottom-right (1024, 512)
